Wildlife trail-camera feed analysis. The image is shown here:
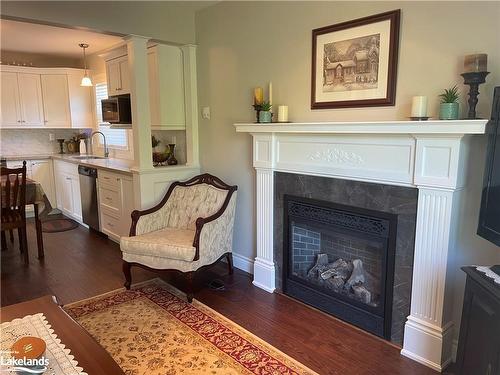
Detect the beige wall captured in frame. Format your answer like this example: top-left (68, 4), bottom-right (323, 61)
top-left (1, 50), bottom-right (83, 68)
top-left (196, 1), bottom-right (500, 346)
top-left (1, 1), bottom-right (207, 44)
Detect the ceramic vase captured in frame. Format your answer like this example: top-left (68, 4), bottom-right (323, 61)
top-left (167, 144), bottom-right (178, 165)
top-left (439, 102), bottom-right (459, 120)
top-left (259, 111), bottom-right (272, 123)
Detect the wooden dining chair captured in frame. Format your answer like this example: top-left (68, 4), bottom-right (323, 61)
top-left (1, 161), bottom-right (28, 264)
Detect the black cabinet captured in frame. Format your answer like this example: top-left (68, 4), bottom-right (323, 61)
top-left (456, 266), bottom-right (500, 375)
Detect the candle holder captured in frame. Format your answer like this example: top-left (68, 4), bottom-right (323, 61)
top-left (253, 104), bottom-right (263, 123)
top-left (56, 138), bottom-right (65, 154)
top-left (461, 71), bottom-right (489, 119)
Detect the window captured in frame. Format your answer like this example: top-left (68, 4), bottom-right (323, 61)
top-left (95, 82), bottom-right (129, 149)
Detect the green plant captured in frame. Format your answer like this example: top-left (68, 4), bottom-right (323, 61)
top-left (439, 85), bottom-right (460, 104)
top-left (151, 135), bottom-right (161, 148)
top-left (260, 101), bottom-right (272, 111)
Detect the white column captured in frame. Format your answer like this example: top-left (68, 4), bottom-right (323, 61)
top-left (181, 44), bottom-right (199, 168)
top-left (253, 168), bottom-right (276, 292)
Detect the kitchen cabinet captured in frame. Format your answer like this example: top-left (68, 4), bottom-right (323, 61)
top-left (0, 72), bottom-right (21, 126)
top-left (40, 74), bottom-right (71, 128)
top-left (53, 160), bottom-right (82, 222)
top-left (98, 169), bottom-right (134, 241)
top-left (106, 55), bottom-right (130, 95)
top-left (30, 159), bottom-right (56, 207)
top-left (147, 45), bottom-right (185, 130)
top-left (0, 66), bottom-right (95, 129)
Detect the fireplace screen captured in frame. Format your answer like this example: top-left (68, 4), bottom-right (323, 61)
top-left (283, 195), bottom-right (397, 338)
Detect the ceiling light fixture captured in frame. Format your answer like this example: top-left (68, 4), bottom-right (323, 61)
top-left (79, 43), bottom-right (93, 87)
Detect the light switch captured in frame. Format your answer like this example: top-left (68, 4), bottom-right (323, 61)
top-left (202, 106), bottom-right (211, 120)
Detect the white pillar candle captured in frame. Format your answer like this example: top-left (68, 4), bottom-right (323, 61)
top-left (268, 82), bottom-right (273, 106)
top-left (411, 96), bottom-right (428, 118)
top-left (277, 105), bottom-right (288, 122)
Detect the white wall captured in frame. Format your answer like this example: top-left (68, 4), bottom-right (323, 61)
top-left (195, 1), bottom-right (500, 346)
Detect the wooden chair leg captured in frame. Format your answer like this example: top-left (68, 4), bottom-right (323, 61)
top-left (1, 231), bottom-right (7, 251)
top-left (18, 228), bottom-right (23, 253)
top-left (185, 272), bottom-right (195, 303)
top-left (123, 261), bottom-right (132, 290)
top-left (226, 253), bottom-right (234, 275)
top-left (34, 204), bottom-right (44, 259)
top-left (21, 226), bottom-right (28, 265)
top-left (9, 229), bottom-right (14, 243)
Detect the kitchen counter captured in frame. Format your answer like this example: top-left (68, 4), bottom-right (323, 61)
top-left (1, 154), bottom-right (133, 174)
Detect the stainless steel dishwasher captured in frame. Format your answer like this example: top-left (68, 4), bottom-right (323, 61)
top-left (78, 165), bottom-right (100, 231)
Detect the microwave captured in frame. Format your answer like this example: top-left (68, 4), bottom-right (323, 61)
top-left (101, 94), bottom-right (132, 124)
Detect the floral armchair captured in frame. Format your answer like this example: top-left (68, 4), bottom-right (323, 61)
top-left (120, 173), bottom-right (237, 302)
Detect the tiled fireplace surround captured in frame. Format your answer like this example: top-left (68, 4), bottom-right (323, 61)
top-left (234, 120), bottom-right (488, 372)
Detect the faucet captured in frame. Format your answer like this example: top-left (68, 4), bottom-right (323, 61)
top-left (91, 131), bottom-right (109, 158)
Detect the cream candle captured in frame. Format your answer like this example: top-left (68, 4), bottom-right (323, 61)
top-left (464, 54), bottom-right (488, 72)
top-left (277, 105), bottom-right (288, 122)
top-left (411, 96), bottom-right (428, 118)
top-left (254, 87), bottom-right (263, 105)
top-left (268, 82), bottom-right (273, 106)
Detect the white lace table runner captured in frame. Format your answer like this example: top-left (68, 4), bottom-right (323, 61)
top-left (476, 266), bottom-right (500, 285)
top-left (0, 313), bottom-right (87, 374)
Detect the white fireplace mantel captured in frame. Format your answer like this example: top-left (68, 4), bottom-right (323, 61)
top-left (234, 119), bottom-right (488, 372)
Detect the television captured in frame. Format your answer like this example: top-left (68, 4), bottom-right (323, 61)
top-left (477, 86), bottom-right (500, 247)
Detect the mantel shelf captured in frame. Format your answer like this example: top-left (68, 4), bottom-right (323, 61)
top-left (234, 119), bottom-right (488, 135)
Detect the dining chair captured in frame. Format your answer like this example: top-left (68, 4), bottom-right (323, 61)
top-left (1, 161), bottom-right (28, 264)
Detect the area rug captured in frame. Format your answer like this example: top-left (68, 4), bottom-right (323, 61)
top-left (64, 279), bottom-right (318, 375)
top-left (42, 218), bottom-right (79, 233)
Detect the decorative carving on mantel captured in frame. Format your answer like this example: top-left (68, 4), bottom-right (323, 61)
top-left (309, 148), bottom-right (364, 165)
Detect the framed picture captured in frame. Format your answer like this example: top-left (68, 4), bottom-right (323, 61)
top-left (311, 10), bottom-right (400, 109)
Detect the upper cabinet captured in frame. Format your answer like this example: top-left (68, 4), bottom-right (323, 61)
top-left (148, 45), bottom-right (185, 130)
top-left (106, 55), bottom-right (130, 95)
top-left (41, 74), bottom-right (71, 127)
top-left (0, 66), bottom-right (94, 129)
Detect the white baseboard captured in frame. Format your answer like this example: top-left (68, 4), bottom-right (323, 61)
top-left (232, 253), bottom-right (254, 274)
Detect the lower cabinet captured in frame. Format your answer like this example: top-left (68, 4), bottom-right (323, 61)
top-left (53, 160), bottom-right (82, 222)
top-left (98, 169), bottom-right (134, 242)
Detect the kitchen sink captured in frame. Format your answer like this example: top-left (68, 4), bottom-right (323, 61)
top-left (71, 155), bottom-right (108, 160)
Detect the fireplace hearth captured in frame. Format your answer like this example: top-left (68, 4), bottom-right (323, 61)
top-left (283, 195), bottom-right (397, 339)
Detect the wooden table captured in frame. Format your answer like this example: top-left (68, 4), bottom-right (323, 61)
top-left (1, 176), bottom-right (49, 258)
top-left (1, 295), bottom-right (125, 374)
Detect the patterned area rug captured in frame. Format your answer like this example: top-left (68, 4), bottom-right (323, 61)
top-left (42, 218), bottom-right (79, 233)
top-left (64, 280), bottom-right (317, 375)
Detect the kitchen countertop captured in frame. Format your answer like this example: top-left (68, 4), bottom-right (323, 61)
top-left (2, 153), bottom-right (134, 174)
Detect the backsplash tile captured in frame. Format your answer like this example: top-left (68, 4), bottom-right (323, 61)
top-left (0, 129), bottom-right (83, 156)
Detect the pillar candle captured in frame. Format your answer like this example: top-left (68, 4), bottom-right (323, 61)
top-left (411, 96), bottom-right (428, 118)
top-left (277, 105), bottom-right (288, 122)
top-left (254, 87), bottom-right (263, 105)
top-left (268, 82), bottom-right (273, 106)
top-left (464, 54), bottom-right (488, 72)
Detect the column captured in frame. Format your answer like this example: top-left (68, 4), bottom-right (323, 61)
top-left (253, 168), bottom-right (276, 292)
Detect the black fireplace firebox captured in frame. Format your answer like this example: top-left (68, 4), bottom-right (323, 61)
top-left (283, 195), bottom-right (398, 339)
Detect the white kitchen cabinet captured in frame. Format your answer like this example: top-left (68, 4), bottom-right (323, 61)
top-left (106, 55), bottom-right (130, 95)
top-left (30, 159), bottom-right (56, 207)
top-left (18, 73), bottom-right (45, 127)
top-left (0, 66), bottom-right (94, 129)
top-left (147, 45), bottom-right (185, 130)
top-left (40, 74), bottom-right (71, 128)
top-left (53, 160), bottom-right (82, 222)
top-left (98, 169), bottom-right (134, 241)
top-left (0, 72), bottom-right (22, 126)
top-left (67, 72), bottom-right (95, 128)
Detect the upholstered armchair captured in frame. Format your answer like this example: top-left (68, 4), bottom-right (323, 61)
top-left (120, 173), bottom-right (237, 302)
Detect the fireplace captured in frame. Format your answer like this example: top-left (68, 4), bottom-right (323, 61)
top-left (283, 195), bottom-right (397, 339)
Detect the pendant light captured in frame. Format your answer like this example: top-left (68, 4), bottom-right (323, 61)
top-left (79, 43), bottom-right (93, 87)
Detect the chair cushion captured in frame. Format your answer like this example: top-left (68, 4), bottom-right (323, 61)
top-left (120, 227), bottom-right (196, 262)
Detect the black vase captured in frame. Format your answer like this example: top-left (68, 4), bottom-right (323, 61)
top-left (167, 144), bottom-right (178, 165)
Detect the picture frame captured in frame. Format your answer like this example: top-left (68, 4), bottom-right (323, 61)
top-left (311, 10), bottom-right (400, 109)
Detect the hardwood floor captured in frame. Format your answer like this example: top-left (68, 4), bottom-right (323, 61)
top-left (1, 219), bottom-right (446, 375)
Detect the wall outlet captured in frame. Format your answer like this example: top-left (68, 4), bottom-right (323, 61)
top-left (202, 106), bottom-right (211, 120)
top-left (49, 133), bottom-right (55, 141)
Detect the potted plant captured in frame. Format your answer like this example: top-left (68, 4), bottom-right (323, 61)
top-left (439, 85), bottom-right (460, 120)
top-left (258, 101), bottom-right (273, 123)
